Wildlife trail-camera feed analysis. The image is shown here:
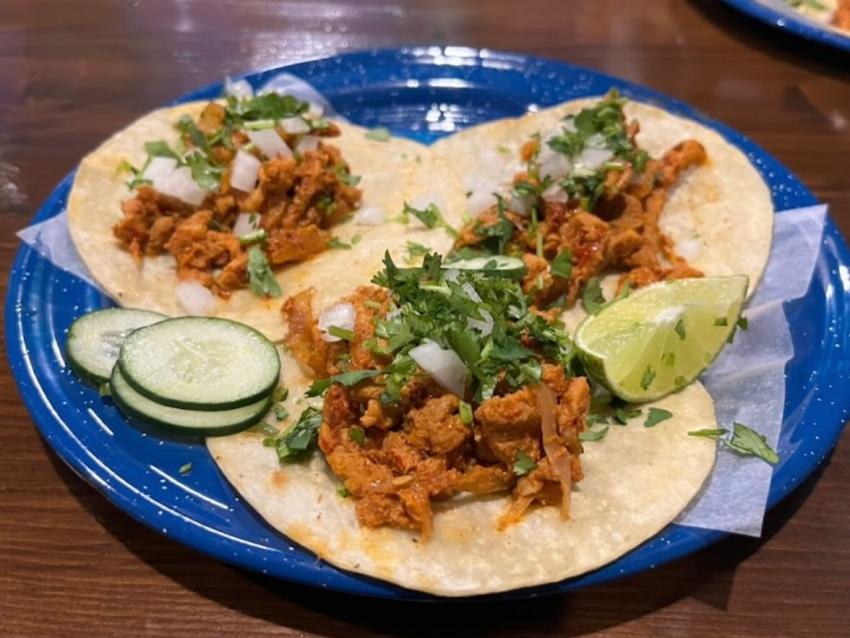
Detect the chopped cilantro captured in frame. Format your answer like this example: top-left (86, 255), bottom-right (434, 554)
top-left (264, 406), bottom-right (323, 462)
top-left (581, 277), bottom-right (606, 315)
top-left (98, 383), bottom-right (111, 398)
top-left (726, 422), bottom-right (778, 464)
top-left (458, 400), bottom-right (474, 425)
top-left (580, 426), bottom-right (609, 442)
top-left (327, 325), bottom-right (355, 341)
top-left (327, 236), bottom-right (352, 250)
top-left (179, 462), bottom-right (192, 476)
top-left (247, 246), bottom-right (282, 298)
top-left (306, 369), bottom-right (382, 397)
top-left (586, 412), bottom-right (609, 426)
top-left (737, 316), bottom-right (749, 330)
top-left (144, 140), bottom-right (180, 159)
top-left (674, 318), bottom-right (686, 340)
top-left (474, 201), bottom-right (514, 254)
top-left (401, 202), bottom-right (458, 238)
top-left (614, 406), bottom-right (641, 424)
top-left (365, 127), bottom-right (391, 141)
top-left (184, 150), bottom-right (223, 189)
top-left (332, 164), bottom-right (361, 186)
top-left (337, 485), bottom-right (350, 498)
top-left (551, 250), bottom-right (573, 280)
top-left (714, 317), bottom-right (728, 327)
top-left (239, 229), bottom-right (267, 247)
top-left (687, 423), bottom-right (778, 465)
top-left (674, 375), bottom-right (687, 388)
top-left (404, 241), bottom-right (431, 263)
top-left (351, 234), bottom-right (362, 245)
top-left (513, 451), bottom-right (537, 476)
top-left (272, 386), bottom-right (289, 403)
top-left (644, 407), bottom-right (673, 428)
top-left (272, 404), bottom-right (289, 421)
top-left (663, 352), bottom-right (676, 366)
top-left (226, 92), bottom-right (307, 123)
top-left (688, 428), bottom-right (728, 440)
top-left (348, 426), bottom-right (367, 447)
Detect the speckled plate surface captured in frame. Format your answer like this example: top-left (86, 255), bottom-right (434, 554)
top-left (6, 47), bottom-right (850, 600)
top-left (720, 0), bottom-right (850, 51)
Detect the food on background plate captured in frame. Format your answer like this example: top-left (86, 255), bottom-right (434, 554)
top-left (432, 93), bottom-right (774, 330)
top-left (67, 90), bottom-right (467, 341)
top-left (782, 0), bottom-right (850, 32)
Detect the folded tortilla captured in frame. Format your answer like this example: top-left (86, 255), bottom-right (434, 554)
top-left (431, 98), bottom-right (774, 330)
top-left (208, 356), bottom-right (716, 596)
top-left (67, 101), bottom-right (468, 342)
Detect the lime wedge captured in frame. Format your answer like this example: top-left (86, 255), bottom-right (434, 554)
top-left (574, 276), bottom-right (748, 402)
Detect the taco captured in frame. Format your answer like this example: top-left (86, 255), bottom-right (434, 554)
top-left (67, 92), bottom-right (466, 341)
top-left (431, 93), bottom-right (774, 329)
top-left (207, 252), bottom-right (718, 596)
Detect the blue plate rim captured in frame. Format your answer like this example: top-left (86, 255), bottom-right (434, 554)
top-left (5, 46), bottom-right (850, 601)
top-left (720, 0), bottom-right (850, 51)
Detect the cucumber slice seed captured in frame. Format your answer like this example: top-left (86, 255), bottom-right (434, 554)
top-left (110, 367), bottom-right (271, 436)
top-left (66, 308), bottom-right (167, 385)
top-left (119, 316), bottom-right (280, 410)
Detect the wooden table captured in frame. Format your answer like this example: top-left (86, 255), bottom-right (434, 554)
top-left (2, 1), bottom-right (849, 635)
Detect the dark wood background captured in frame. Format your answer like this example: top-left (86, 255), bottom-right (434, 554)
top-left (2, 1), bottom-right (849, 635)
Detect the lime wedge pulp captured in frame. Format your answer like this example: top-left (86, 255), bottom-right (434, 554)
top-left (574, 276), bottom-right (748, 402)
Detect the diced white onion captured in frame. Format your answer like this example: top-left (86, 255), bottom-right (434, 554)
top-left (279, 117), bottom-right (311, 135)
top-left (318, 303), bottom-right (357, 342)
top-left (224, 77), bottom-right (254, 98)
top-left (577, 147), bottom-right (614, 170)
top-left (247, 129), bottom-right (292, 160)
top-left (468, 310), bottom-right (494, 337)
top-left (176, 281), bottom-right (216, 315)
top-left (295, 135), bottom-right (321, 154)
top-left (542, 182), bottom-right (568, 203)
top-left (230, 150), bottom-right (262, 192)
top-left (677, 238), bottom-right (702, 262)
top-left (461, 282), bottom-right (482, 302)
top-left (154, 166), bottom-right (208, 206)
top-left (354, 206), bottom-right (385, 226)
top-left (443, 269), bottom-right (460, 283)
top-left (306, 101), bottom-right (324, 119)
top-left (232, 213), bottom-right (258, 237)
top-left (509, 192), bottom-right (533, 217)
top-left (409, 340), bottom-right (468, 397)
top-left (538, 146), bottom-right (572, 181)
top-left (142, 156), bottom-right (178, 182)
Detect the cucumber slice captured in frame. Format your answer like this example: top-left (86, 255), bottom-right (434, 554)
top-left (110, 368), bottom-right (271, 436)
top-left (119, 317), bottom-right (280, 410)
top-left (443, 255), bottom-right (527, 279)
top-left (66, 308), bottom-right (167, 385)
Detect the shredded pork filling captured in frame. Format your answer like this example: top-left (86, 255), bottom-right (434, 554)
top-left (454, 109), bottom-right (708, 308)
top-left (112, 101), bottom-right (361, 296)
top-left (284, 285), bottom-right (590, 537)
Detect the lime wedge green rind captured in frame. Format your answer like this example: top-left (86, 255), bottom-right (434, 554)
top-left (574, 276), bottom-right (748, 402)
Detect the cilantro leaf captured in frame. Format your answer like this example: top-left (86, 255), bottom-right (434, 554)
top-left (459, 400), bottom-right (473, 425)
top-left (247, 246), bottom-right (282, 298)
top-left (714, 317), bottom-right (728, 327)
top-left (272, 404), bottom-right (289, 421)
top-left (401, 202), bottom-right (457, 238)
top-left (580, 426), bottom-right (609, 441)
top-left (405, 241), bottom-right (431, 263)
top-left (640, 366), bottom-right (656, 390)
top-left (226, 93), bottom-right (307, 122)
top-left (348, 426), bottom-right (367, 447)
top-left (551, 250), bottom-right (573, 280)
top-left (306, 369), bottom-right (382, 397)
top-left (513, 451), bottom-right (537, 476)
top-left (327, 236), bottom-right (352, 250)
top-left (614, 406), bottom-right (641, 424)
top-left (644, 407), bottom-right (673, 428)
top-left (726, 422), bottom-right (778, 464)
top-left (581, 277), bottom-right (606, 314)
top-left (675, 318), bottom-right (686, 340)
top-left (144, 140), bottom-right (180, 159)
top-left (264, 406), bottom-right (323, 462)
top-left (178, 462), bottom-right (192, 476)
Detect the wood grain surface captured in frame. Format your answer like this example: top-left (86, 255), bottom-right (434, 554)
top-left (2, 1), bottom-right (849, 635)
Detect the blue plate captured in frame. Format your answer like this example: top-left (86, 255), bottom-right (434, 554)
top-left (720, 0), bottom-right (850, 51)
top-left (6, 48), bottom-right (850, 600)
